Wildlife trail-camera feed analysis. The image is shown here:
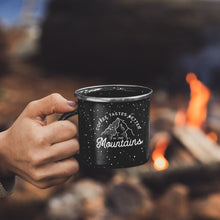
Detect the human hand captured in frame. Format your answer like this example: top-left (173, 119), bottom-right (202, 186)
top-left (0, 93), bottom-right (79, 189)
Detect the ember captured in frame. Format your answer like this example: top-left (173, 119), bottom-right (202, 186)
top-left (207, 131), bottom-right (218, 143)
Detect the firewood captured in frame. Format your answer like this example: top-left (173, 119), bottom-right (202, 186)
top-left (166, 144), bottom-right (198, 168)
top-left (155, 183), bottom-right (191, 220)
top-left (104, 178), bottom-right (154, 220)
top-left (47, 179), bottom-right (106, 220)
top-left (191, 193), bottom-right (220, 219)
top-left (141, 162), bottom-right (220, 196)
top-left (173, 126), bottom-right (220, 164)
top-left (150, 131), bottom-right (197, 167)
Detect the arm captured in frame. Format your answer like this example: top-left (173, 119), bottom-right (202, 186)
top-left (0, 93), bottom-right (79, 197)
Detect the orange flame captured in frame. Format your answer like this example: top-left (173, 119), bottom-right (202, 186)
top-left (175, 73), bottom-right (218, 142)
top-left (152, 138), bottom-right (169, 170)
top-left (185, 73), bottom-right (211, 127)
top-left (153, 156), bottom-right (169, 171)
top-left (153, 73), bottom-right (213, 171)
top-left (207, 131), bottom-right (218, 143)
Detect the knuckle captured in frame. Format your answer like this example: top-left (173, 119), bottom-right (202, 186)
top-left (30, 154), bottom-right (41, 166)
top-left (32, 170), bottom-right (45, 182)
top-left (56, 121), bottom-right (76, 138)
top-left (26, 100), bottom-right (37, 111)
top-left (55, 120), bottom-right (77, 135)
top-left (27, 150), bottom-right (36, 164)
top-left (48, 93), bottom-right (63, 113)
top-left (35, 132), bottom-right (47, 146)
top-left (25, 127), bottom-right (36, 143)
top-left (30, 153), bottom-right (46, 167)
top-left (50, 93), bottom-right (62, 103)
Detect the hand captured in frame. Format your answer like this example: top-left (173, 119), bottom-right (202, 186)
top-left (0, 93), bottom-right (79, 189)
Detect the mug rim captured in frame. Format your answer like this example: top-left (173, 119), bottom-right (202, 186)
top-left (74, 84), bottom-right (153, 102)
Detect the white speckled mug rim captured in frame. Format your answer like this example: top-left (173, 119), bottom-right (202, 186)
top-left (74, 84), bottom-right (153, 102)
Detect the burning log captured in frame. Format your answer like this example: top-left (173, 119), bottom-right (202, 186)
top-left (172, 73), bottom-right (220, 163)
top-left (173, 126), bottom-right (220, 164)
top-left (149, 131), bottom-right (197, 171)
top-left (141, 162), bottom-right (220, 196)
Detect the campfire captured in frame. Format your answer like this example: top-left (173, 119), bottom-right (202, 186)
top-left (151, 72), bottom-right (218, 172)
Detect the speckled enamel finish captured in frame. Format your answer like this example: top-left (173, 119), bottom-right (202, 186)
top-left (61, 85), bottom-right (153, 169)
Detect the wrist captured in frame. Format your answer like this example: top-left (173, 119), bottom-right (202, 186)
top-left (0, 130), bottom-right (14, 178)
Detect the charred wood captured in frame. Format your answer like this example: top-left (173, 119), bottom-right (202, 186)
top-left (141, 162), bottom-right (220, 197)
top-left (173, 126), bottom-right (220, 164)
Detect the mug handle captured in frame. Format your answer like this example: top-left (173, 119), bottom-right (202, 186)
top-left (59, 110), bottom-right (78, 121)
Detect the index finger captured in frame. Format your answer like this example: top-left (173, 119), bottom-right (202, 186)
top-left (24, 93), bottom-right (77, 119)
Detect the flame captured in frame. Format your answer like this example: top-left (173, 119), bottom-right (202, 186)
top-left (153, 73), bottom-right (213, 171)
top-left (185, 73), bottom-right (211, 127)
top-left (152, 138), bottom-right (169, 170)
top-left (174, 73), bottom-right (218, 143)
top-left (207, 131), bottom-right (218, 143)
top-left (153, 156), bottom-right (169, 171)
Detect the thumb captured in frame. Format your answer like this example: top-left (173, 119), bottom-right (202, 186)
top-left (24, 93), bottom-right (77, 119)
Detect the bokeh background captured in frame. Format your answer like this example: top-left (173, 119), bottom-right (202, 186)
top-left (1, 0), bottom-right (220, 220)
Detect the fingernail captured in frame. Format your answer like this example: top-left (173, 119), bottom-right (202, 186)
top-left (67, 100), bottom-right (78, 107)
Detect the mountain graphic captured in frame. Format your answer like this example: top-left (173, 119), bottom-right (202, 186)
top-left (101, 117), bottom-right (135, 140)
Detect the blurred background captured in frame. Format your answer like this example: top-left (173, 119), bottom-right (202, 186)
top-left (1, 0), bottom-right (220, 219)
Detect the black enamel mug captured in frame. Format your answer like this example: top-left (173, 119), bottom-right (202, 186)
top-left (59, 85), bottom-right (153, 169)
